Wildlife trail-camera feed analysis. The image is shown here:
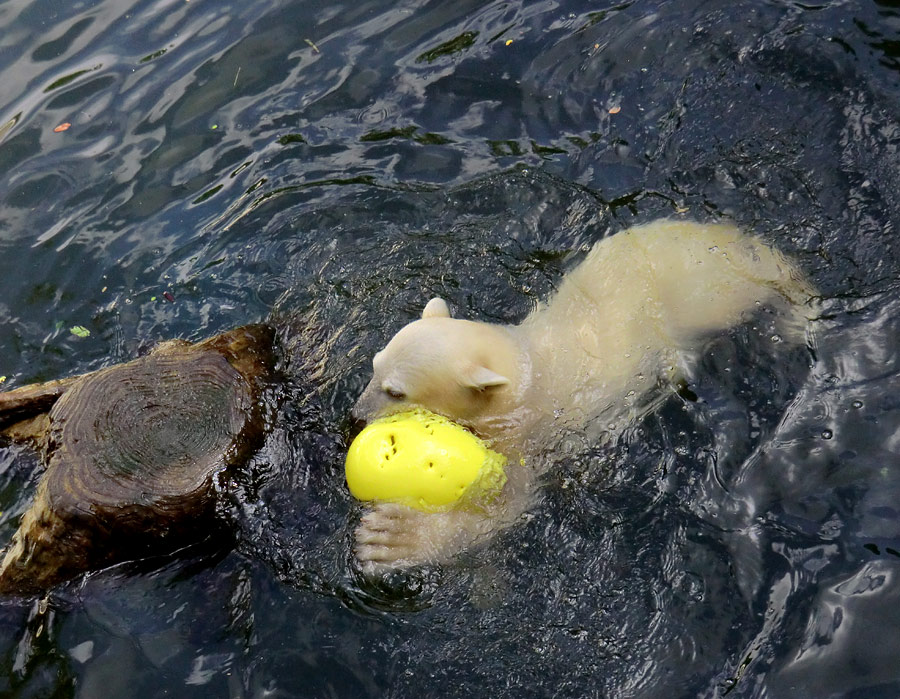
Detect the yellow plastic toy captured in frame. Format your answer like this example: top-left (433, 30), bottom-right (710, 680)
top-left (345, 410), bottom-right (507, 512)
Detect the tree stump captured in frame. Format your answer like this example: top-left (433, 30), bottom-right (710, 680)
top-left (0, 324), bottom-right (275, 595)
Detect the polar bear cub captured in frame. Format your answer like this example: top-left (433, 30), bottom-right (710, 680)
top-left (351, 219), bottom-right (815, 573)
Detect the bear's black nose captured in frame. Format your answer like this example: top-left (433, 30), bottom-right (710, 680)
top-left (346, 410), bottom-right (368, 439)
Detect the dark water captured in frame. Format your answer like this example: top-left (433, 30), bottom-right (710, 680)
top-left (1, 0), bottom-right (899, 696)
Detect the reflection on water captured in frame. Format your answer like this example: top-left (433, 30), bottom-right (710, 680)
top-left (1, 0), bottom-right (900, 696)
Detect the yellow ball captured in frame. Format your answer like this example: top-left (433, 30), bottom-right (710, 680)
top-left (345, 410), bottom-right (507, 512)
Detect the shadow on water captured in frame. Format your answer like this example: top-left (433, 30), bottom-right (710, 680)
top-left (0, 0), bottom-right (899, 696)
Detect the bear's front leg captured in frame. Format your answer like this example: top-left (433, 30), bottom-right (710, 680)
top-left (354, 502), bottom-right (495, 575)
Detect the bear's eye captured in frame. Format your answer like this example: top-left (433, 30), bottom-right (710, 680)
top-left (385, 387), bottom-right (406, 401)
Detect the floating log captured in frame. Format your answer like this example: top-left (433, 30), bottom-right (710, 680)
top-left (0, 324), bottom-right (275, 595)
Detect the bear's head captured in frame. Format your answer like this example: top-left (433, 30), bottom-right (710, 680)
top-left (351, 298), bottom-right (518, 429)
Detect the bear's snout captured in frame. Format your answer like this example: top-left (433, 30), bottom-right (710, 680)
top-left (350, 383), bottom-right (382, 426)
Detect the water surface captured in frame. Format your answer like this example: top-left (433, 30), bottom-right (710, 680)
top-left (1, 0), bottom-right (899, 696)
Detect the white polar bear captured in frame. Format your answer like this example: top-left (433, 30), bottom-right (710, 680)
top-left (351, 219), bottom-right (815, 573)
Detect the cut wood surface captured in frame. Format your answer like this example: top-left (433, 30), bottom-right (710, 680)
top-left (0, 323), bottom-right (275, 595)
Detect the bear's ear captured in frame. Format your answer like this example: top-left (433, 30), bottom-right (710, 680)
top-left (422, 297), bottom-right (451, 319)
top-left (460, 365), bottom-right (509, 391)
